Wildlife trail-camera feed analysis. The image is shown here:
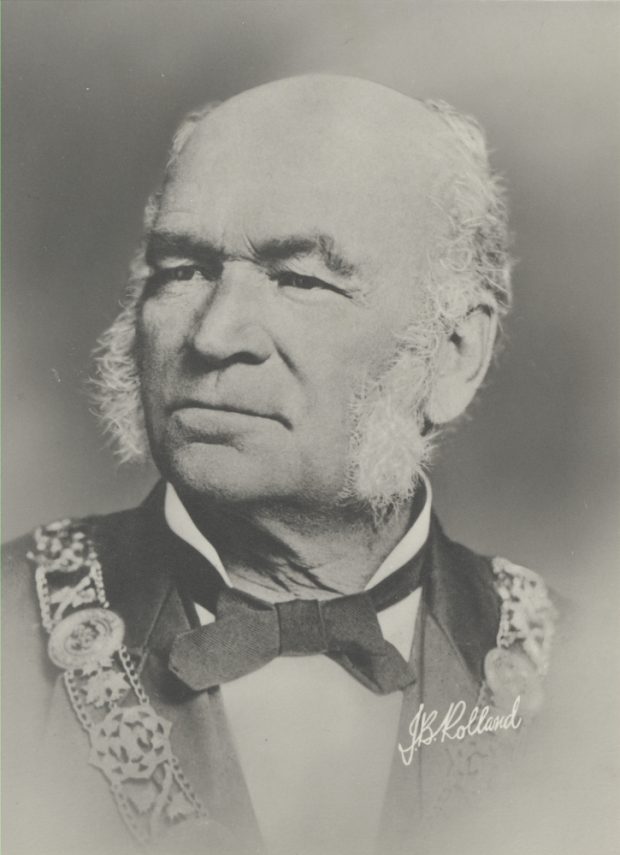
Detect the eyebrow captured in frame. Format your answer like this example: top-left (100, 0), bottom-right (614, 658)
top-left (145, 232), bottom-right (221, 267)
top-left (254, 235), bottom-right (357, 277)
top-left (145, 231), bottom-right (357, 278)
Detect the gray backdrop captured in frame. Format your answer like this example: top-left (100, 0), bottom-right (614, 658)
top-left (4, 4), bottom-right (620, 849)
top-left (3, 1), bottom-right (619, 614)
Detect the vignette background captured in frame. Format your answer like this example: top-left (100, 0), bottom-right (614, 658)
top-left (3, 3), bottom-right (619, 851)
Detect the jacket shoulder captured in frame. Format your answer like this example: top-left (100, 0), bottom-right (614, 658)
top-left (1, 507), bottom-right (146, 646)
top-left (3, 507), bottom-right (142, 583)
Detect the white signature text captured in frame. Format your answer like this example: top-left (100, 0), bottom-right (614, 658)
top-left (398, 696), bottom-right (522, 766)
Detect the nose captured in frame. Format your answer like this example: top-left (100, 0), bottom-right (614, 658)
top-left (188, 262), bottom-right (273, 366)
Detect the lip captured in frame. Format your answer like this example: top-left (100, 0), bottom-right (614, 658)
top-left (171, 401), bottom-right (290, 428)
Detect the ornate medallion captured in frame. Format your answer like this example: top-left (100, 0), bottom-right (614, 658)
top-left (48, 607), bottom-right (125, 670)
top-left (89, 704), bottom-right (173, 783)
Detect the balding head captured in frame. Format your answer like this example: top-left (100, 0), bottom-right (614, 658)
top-left (170, 73), bottom-right (475, 186)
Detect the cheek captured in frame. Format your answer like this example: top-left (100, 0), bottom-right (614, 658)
top-left (317, 330), bottom-right (399, 397)
top-left (135, 313), bottom-right (181, 426)
top-left (137, 303), bottom-right (186, 374)
top-left (292, 313), bottom-right (401, 425)
top-left (294, 346), bottom-right (378, 458)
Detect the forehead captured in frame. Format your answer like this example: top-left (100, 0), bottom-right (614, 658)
top-left (157, 84), bottom-right (453, 281)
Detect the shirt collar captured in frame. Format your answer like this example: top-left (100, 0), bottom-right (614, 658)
top-left (164, 475), bottom-right (432, 591)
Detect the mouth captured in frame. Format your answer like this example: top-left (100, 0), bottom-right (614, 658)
top-left (171, 401), bottom-right (290, 428)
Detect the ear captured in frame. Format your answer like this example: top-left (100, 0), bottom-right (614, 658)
top-left (425, 307), bottom-right (498, 425)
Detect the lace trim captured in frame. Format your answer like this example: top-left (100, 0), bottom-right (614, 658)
top-left (476, 555), bottom-right (557, 717)
top-left (491, 555), bottom-right (557, 676)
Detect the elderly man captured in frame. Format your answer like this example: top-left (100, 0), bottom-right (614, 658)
top-left (4, 75), bottom-right (556, 855)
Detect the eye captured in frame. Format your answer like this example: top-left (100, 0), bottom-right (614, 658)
top-left (147, 263), bottom-right (219, 290)
top-left (274, 271), bottom-right (345, 295)
top-left (168, 265), bottom-right (203, 282)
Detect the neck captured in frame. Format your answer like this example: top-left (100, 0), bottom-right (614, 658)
top-left (177, 489), bottom-right (425, 603)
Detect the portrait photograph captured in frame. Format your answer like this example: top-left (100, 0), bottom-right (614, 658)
top-left (2, 2), bottom-right (619, 854)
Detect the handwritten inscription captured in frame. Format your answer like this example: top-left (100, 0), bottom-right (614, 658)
top-left (399, 696), bottom-right (522, 766)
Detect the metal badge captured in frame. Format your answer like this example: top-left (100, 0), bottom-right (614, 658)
top-left (48, 607), bottom-right (125, 670)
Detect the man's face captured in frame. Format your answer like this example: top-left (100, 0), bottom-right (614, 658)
top-left (138, 84), bottom-right (445, 509)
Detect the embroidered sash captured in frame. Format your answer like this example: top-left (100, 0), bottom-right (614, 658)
top-left (28, 519), bottom-right (210, 849)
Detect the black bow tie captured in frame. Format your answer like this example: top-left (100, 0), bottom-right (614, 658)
top-left (169, 545), bottom-right (428, 695)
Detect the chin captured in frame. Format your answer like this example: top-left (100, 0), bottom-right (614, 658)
top-left (161, 442), bottom-right (288, 505)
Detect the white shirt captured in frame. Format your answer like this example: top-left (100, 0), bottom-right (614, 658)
top-left (165, 480), bottom-right (432, 855)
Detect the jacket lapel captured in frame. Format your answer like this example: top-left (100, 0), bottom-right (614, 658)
top-left (140, 586), bottom-right (262, 850)
top-left (378, 515), bottom-right (499, 852)
top-left (126, 485), bottom-right (263, 851)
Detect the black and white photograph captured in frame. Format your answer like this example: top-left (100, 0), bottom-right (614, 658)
top-left (2, 3), bottom-right (619, 854)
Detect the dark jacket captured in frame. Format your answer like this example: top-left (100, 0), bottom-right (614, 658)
top-left (2, 484), bottom-right (559, 855)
